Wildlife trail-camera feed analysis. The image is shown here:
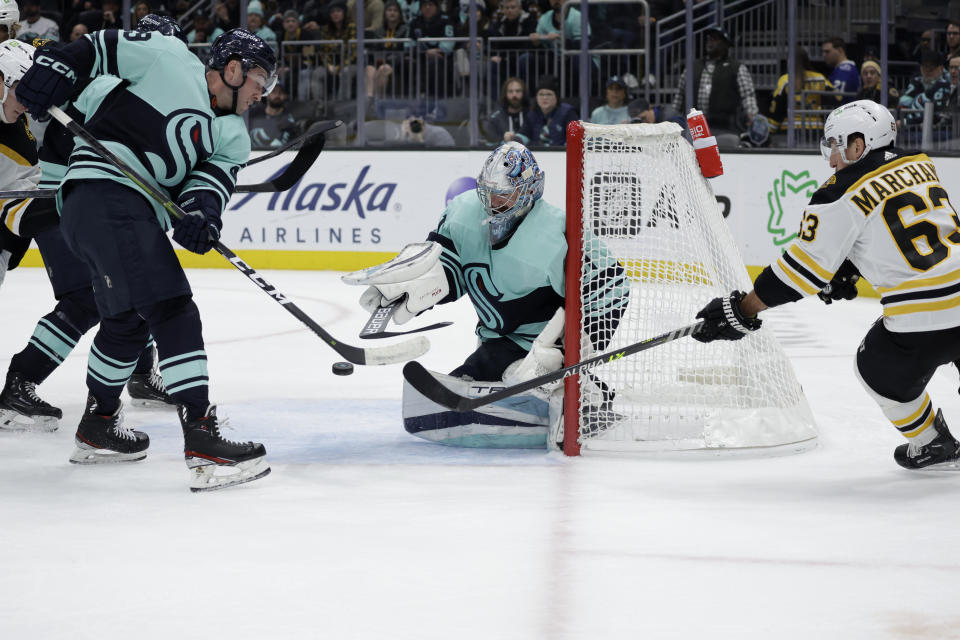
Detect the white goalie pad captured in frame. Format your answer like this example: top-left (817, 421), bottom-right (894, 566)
top-left (402, 370), bottom-right (553, 448)
top-left (341, 242), bottom-right (442, 286)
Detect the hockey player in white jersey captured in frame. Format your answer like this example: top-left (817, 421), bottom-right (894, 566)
top-left (693, 99), bottom-right (960, 470)
top-left (345, 141), bottom-right (628, 447)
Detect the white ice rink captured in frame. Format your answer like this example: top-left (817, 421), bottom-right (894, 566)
top-left (2, 267), bottom-right (960, 640)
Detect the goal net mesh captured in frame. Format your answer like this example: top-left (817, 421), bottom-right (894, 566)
top-left (566, 122), bottom-right (817, 454)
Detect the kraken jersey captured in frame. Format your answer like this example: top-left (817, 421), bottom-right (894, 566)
top-left (755, 147), bottom-right (960, 332)
top-left (428, 191), bottom-right (628, 351)
top-left (59, 29), bottom-right (249, 229)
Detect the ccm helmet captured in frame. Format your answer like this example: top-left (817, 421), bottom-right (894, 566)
top-left (209, 28), bottom-right (277, 113)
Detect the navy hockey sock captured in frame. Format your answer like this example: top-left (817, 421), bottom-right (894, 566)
top-left (9, 292), bottom-right (100, 384)
top-left (133, 336), bottom-right (158, 375)
top-left (143, 297), bottom-right (209, 419)
top-left (86, 312), bottom-right (150, 416)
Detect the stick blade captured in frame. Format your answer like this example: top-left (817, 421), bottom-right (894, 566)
top-left (360, 336), bottom-right (431, 366)
top-left (402, 361), bottom-right (472, 410)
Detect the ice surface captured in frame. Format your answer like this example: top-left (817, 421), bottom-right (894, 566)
top-left (2, 268), bottom-right (959, 639)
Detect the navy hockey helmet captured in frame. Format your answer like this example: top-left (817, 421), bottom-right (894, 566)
top-left (209, 28), bottom-right (278, 94)
top-left (136, 14), bottom-right (188, 44)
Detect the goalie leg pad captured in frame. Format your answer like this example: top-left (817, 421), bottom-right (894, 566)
top-left (403, 371), bottom-right (550, 448)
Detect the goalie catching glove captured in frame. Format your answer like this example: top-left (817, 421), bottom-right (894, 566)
top-left (502, 307), bottom-right (565, 390)
top-left (692, 290), bottom-right (762, 343)
top-left (346, 242), bottom-right (450, 325)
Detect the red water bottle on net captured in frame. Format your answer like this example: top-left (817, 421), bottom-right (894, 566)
top-left (686, 108), bottom-right (724, 178)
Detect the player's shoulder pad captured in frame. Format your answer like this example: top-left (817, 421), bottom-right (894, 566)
top-left (211, 114), bottom-right (252, 162)
top-left (808, 147), bottom-right (907, 205)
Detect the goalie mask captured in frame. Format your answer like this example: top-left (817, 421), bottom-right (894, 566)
top-left (0, 39), bottom-right (35, 123)
top-left (820, 99), bottom-right (896, 165)
top-left (476, 141), bottom-right (544, 244)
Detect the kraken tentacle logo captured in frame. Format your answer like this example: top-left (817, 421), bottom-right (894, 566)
top-left (143, 109), bottom-right (214, 186)
top-left (767, 169), bottom-right (819, 247)
top-left (464, 264), bottom-right (504, 330)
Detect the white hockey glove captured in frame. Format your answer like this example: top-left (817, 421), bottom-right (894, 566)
top-left (503, 307), bottom-right (565, 389)
top-left (344, 242), bottom-right (450, 325)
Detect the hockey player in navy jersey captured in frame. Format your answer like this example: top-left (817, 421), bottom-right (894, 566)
top-left (14, 27), bottom-right (277, 490)
top-left (346, 141), bottom-right (629, 448)
top-left (693, 99), bottom-right (960, 471)
top-left (0, 18), bottom-right (185, 434)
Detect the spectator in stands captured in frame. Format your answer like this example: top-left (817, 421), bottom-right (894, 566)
top-left (627, 96), bottom-right (685, 128)
top-left (133, 1), bottom-right (151, 24)
top-left (487, 0), bottom-right (538, 92)
top-left (313, 1), bottom-right (358, 100)
top-left (365, 0), bottom-right (409, 100)
top-left (454, 0), bottom-right (493, 91)
top-left (348, 0), bottom-right (385, 32)
top-left (185, 13), bottom-right (215, 44)
top-left (396, 0), bottom-right (420, 25)
top-left (767, 47), bottom-right (841, 137)
top-left (949, 55), bottom-right (960, 106)
top-left (100, 0), bottom-right (124, 29)
top-left (247, 2), bottom-right (278, 49)
top-left (821, 37), bottom-right (860, 97)
top-left (915, 30), bottom-right (936, 62)
top-left (18, 0), bottom-right (59, 41)
top-left (407, 0), bottom-right (456, 96)
top-left (249, 82), bottom-right (302, 150)
top-left (279, 9), bottom-right (321, 100)
top-left (898, 49), bottom-right (952, 126)
top-left (671, 25), bottom-right (758, 137)
top-left (590, 75), bottom-right (631, 124)
top-left (484, 76), bottom-right (529, 144)
top-left (856, 59), bottom-right (899, 105)
top-left (69, 22), bottom-right (89, 42)
top-left (366, 115), bottom-right (456, 146)
top-left (945, 20), bottom-right (960, 65)
top-left (532, 0), bottom-right (596, 90)
top-left (516, 74), bottom-right (577, 147)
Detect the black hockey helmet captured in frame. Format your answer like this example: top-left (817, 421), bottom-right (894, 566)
top-left (136, 14), bottom-right (187, 44)
top-left (209, 28), bottom-right (278, 92)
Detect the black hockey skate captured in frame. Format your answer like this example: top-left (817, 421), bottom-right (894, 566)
top-left (180, 405), bottom-right (270, 492)
top-left (894, 410), bottom-right (960, 470)
top-left (0, 371), bottom-right (62, 432)
top-left (126, 369), bottom-right (176, 409)
top-left (70, 395), bottom-right (149, 464)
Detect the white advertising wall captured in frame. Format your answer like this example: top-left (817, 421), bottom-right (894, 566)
top-left (219, 149), bottom-right (960, 272)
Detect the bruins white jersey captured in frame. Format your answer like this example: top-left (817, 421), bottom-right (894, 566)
top-left (755, 148), bottom-right (960, 332)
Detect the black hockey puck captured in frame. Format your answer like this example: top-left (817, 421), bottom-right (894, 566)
top-left (332, 361), bottom-right (354, 376)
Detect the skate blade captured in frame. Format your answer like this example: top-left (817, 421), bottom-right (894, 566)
top-left (912, 459), bottom-right (960, 472)
top-left (0, 408), bottom-right (59, 432)
top-left (69, 442), bottom-right (147, 465)
top-left (128, 397), bottom-right (176, 410)
top-left (188, 457), bottom-right (271, 492)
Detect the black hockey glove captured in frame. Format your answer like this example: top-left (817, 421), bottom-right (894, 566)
top-left (818, 259), bottom-right (861, 305)
top-left (173, 191), bottom-right (223, 255)
top-left (692, 290), bottom-right (762, 343)
top-left (15, 46), bottom-right (79, 121)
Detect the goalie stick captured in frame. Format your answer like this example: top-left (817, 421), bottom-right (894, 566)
top-left (48, 106), bottom-right (425, 366)
top-left (359, 299), bottom-right (452, 339)
top-left (0, 119), bottom-right (343, 200)
top-left (402, 322), bottom-right (704, 411)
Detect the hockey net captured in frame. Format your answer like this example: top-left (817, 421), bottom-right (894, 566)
top-left (563, 121), bottom-right (817, 456)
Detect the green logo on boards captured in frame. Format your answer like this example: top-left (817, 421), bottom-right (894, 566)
top-left (766, 170), bottom-right (819, 247)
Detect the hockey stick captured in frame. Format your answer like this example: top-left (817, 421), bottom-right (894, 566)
top-left (48, 106), bottom-right (426, 366)
top-left (402, 322), bottom-right (704, 411)
top-left (235, 119), bottom-right (341, 192)
top-left (0, 119), bottom-right (343, 200)
top-left (359, 300), bottom-right (452, 339)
